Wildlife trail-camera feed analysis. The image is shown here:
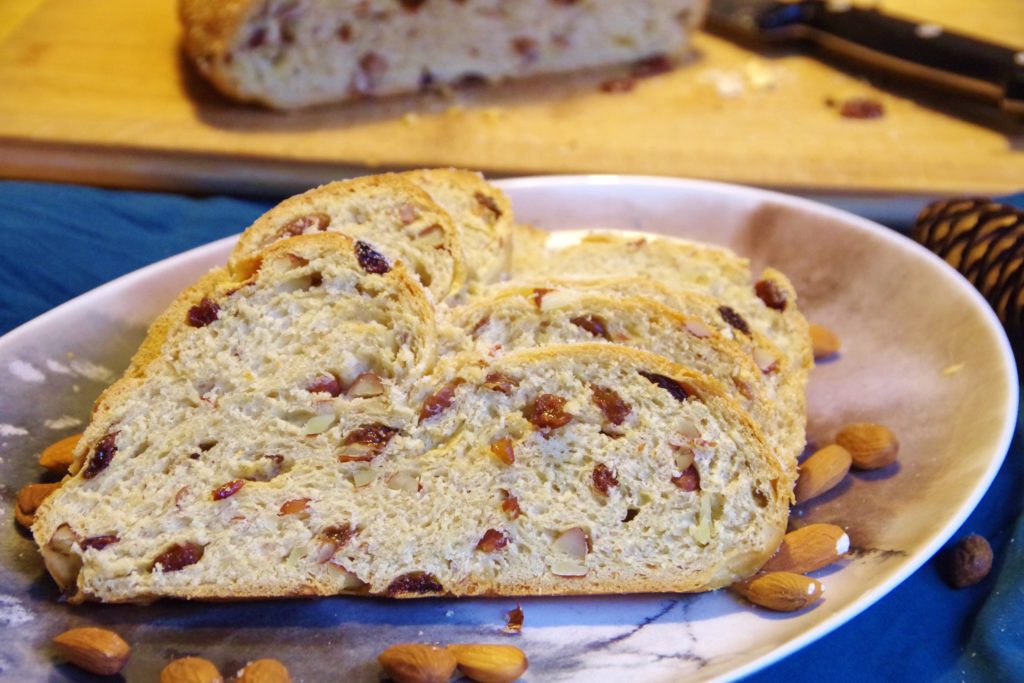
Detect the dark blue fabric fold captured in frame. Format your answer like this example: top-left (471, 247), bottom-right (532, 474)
top-left (0, 181), bottom-right (271, 335)
top-left (1, 180), bottom-right (1021, 682)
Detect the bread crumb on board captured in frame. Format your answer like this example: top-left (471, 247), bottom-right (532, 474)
top-left (698, 59), bottom-right (790, 99)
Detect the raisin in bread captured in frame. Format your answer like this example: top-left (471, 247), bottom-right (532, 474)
top-left (400, 169), bottom-right (513, 287)
top-left (447, 290), bottom-right (802, 480)
top-left (229, 174), bottom-right (466, 302)
top-left (33, 233), bottom-right (438, 602)
top-left (179, 0), bottom-right (707, 109)
top-left (513, 232), bottom-right (814, 382)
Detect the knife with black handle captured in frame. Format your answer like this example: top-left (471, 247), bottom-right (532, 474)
top-left (705, 0), bottom-right (1024, 113)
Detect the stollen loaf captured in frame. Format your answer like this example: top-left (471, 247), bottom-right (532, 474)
top-left (180, 0), bottom-right (708, 109)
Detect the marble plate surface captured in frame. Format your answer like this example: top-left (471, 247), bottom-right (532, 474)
top-left (0, 176), bottom-right (1016, 681)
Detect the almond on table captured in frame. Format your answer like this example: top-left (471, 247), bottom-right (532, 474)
top-left (447, 644), bottom-right (528, 683)
top-left (809, 323), bottom-right (841, 360)
top-left (237, 658), bottom-right (292, 683)
top-left (15, 481), bottom-right (62, 528)
top-left (378, 643), bottom-right (456, 683)
top-left (161, 657), bottom-right (223, 683)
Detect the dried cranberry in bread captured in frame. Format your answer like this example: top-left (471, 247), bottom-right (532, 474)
top-left (33, 233), bottom-right (437, 602)
top-left (229, 174), bottom-right (466, 302)
top-left (179, 0), bottom-right (707, 109)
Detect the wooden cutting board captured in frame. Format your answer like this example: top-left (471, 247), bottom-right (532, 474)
top-left (0, 0), bottom-right (1021, 196)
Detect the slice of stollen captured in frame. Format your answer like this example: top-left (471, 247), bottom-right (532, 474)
top-left (34, 233), bottom-right (437, 603)
top-left (466, 276), bottom-right (806, 436)
top-left (513, 232), bottom-right (814, 381)
top-left (401, 169), bottom-right (513, 287)
top-left (229, 174), bottom-right (466, 302)
top-left (399, 344), bottom-right (788, 595)
top-left (448, 290), bottom-right (801, 481)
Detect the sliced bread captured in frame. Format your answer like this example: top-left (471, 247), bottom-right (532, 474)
top-left (37, 340), bottom-right (786, 600)
top-left (401, 344), bottom-right (788, 595)
top-left (228, 174), bottom-right (466, 302)
top-left (513, 232), bottom-right (814, 381)
top-left (448, 290), bottom-right (802, 479)
top-left (34, 233), bottom-right (437, 602)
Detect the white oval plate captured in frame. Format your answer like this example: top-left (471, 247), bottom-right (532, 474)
top-left (0, 176), bottom-right (1016, 681)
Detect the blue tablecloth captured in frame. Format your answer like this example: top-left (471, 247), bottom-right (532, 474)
top-left (2, 181), bottom-right (1021, 681)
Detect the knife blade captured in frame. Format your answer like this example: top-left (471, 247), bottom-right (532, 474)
top-left (704, 0), bottom-right (1024, 113)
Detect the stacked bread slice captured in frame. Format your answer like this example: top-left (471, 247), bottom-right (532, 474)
top-left (33, 170), bottom-right (809, 603)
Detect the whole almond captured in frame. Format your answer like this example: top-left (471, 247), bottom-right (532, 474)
top-left (733, 571), bottom-right (824, 611)
top-left (836, 422), bottom-right (899, 469)
top-left (809, 323), bottom-right (841, 360)
top-left (762, 524), bottom-right (851, 574)
top-left (40, 433), bottom-right (82, 473)
top-left (794, 444), bottom-right (851, 503)
top-left (52, 627), bottom-right (130, 676)
top-left (237, 658), bottom-right (291, 683)
top-left (447, 644), bottom-right (528, 683)
top-left (161, 657), bottom-right (223, 683)
top-left (378, 643), bottom-right (457, 683)
top-left (15, 481), bottom-right (63, 527)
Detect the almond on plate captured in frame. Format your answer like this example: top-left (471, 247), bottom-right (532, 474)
top-left (794, 445), bottom-right (851, 503)
top-left (378, 643), bottom-right (457, 683)
top-left (762, 523), bottom-right (850, 574)
top-left (52, 627), bottom-right (130, 676)
top-left (448, 644), bottom-right (528, 683)
top-left (733, 571), bottom-right (824, 612)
